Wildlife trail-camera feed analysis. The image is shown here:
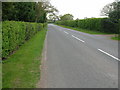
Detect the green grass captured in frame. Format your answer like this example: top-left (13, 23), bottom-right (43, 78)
top-left (55, 24), bottom-right (114, 35)
top-left (0, 22), bottom-right (2, 89)
top-left (0, 33), bottom-right (1, 57)
top-left (0, 62), bottom-right (2, 89)
top-left (111, 36), bottom-right (120, 40)
top-left (0, 30), bottom-right (1, 89)
top-left (2, 29), bottom-right (47, 88)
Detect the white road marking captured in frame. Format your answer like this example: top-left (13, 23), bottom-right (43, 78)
top-left (72, 35), bottom-right (85, 43)
top-left (64, 31), bottom-right (69, 34)
top-left (98, 49), bottom-right (120, 61)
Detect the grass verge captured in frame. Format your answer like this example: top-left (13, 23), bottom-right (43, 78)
top-left (0, 62), bottom-right (2, 89)
top-left (55, 24), bottom-right (114, 35)
top-left (2, 29), bottom-right (47, 88)
top-left (111, 36), bottom-right (120, 40)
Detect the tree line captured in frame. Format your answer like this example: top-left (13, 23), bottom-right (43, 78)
top-left (55, 0), bottom-right (120, 34)
top-left (2, 0), bottom-right (120, 24)
top-left (2, 1), bottom-right (58, 23)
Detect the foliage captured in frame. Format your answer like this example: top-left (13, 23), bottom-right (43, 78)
top-left (100, 0), bottom-right (120, 34)
top-left (35, 2), bottom-right (47, 23)
top-left (101, 18), bottom-right (118, 33)
top-left (14, 2), bottom-right (36, 22)
top-left (2, 2), bottom-right (36, 22)
top-left (2, 21), bottom-right (46, 59)
top-left (2, 29), bottom-right (47, 88)
top-left (2, 1), bottom-right (58, 23)
top-left (111, 36), bottom-right (120, 40)
top-left (55, 18), bottom-right (119, 33)
top-left (78, 18), bottom-right (102, 32)
top-left (60, 14), bottom-right (74, 21)
top-left (48, 13), bottom-right (59, 22)
top-left (55, 24), bottom-right (109, 35)
top-left (101, 0), bottom-right (120, 21)
top-left (56, 20), bottom-right (78, 27)
top-left (2, 2), bottom-right (15, 21)
top-left (109, 10), bottom-right (120, 22)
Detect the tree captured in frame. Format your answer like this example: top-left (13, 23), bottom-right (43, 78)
top-left (47, 13), bottom-right (59, 22)
top-left (60, 14), bottom-right (74, 21)
top-left (35, 2), bottom-right (46, 23)
top-left (101, 0), bottom-right (119, 34)
top-left (101, 0), bottom-right (120, 21)
top-left (2, 1), bottom-right (58, 23)
top-left (0, 2), bottom-right (1, 21)
top-left (35, 0), bottom-right (58, 23)
top-left (2, 2), bottom-right (36, 22)
top-left (2, 2), bottom-right (15, 21)
top-left (14, 2), bottom-right (36, 22)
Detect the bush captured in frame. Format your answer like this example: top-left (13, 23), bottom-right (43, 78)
top-left (55, 18), bottom-right (119, 34)
top-left (2, 21), bottom-right (46, 59)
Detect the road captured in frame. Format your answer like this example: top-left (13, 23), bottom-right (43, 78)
top-left (40, 24), bottom-right (118, 88)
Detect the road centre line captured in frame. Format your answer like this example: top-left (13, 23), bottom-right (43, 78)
top-left (72, 35), bottom-right (85, 43)
top-left (61, 28), bottom-right (119, 62)
top-left (98, 49), bottom-right (120, 61)
top-left (64, 31), bottom-right (69, 34)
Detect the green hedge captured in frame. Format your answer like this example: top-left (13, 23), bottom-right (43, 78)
top-left (55, 20), bottom-right (78, 27)
top-left (78, 18), bottom-right (102, 32)
top-left (101, 18), bottom-right (118, 33)
top-left (2, 21), bottom-right (46, 59)
top-left (118, 20), bottom-right (119, 34)
top-left (55, 18), bottom-right (119, 34)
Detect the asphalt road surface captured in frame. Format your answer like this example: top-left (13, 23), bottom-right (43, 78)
top-left (41, 24), bottom-right (118, 88)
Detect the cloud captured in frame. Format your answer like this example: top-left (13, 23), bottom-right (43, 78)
top-left (50, 0), bottom-right (115, 19)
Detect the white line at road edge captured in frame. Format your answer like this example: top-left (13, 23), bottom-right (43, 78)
top-left (98, 49), bottom-right (120, 61)
top-left (64, 31), bottom-right (69, 34)
top-left (72, 35), bottom-right (85, 43)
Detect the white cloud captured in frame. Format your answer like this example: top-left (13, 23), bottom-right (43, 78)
top-left (50, 0), bottom-right (115, 19)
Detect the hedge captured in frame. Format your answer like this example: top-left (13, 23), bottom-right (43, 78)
top-left (55, 20), bottom-right (78, 27)
top-left (2, 21), bottom-right (47, 59)
top-left (78, 18), bottom-right (102, 32)
top-left (55, 18), bottom-right (119, 34)
top-left (118, 19), bottom-right (119, 34)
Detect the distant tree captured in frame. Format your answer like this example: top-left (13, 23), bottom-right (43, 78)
top-left (48, 13), bottom-right (59, 22)
top-left (60, 14), bottom-right (74, 21)
top-left (101, 0), bottom-right (120, 22)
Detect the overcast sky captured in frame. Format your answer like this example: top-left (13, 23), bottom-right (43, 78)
top-left (50, 0), bottom-right (115, 19)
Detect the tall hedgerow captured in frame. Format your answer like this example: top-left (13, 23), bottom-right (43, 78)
top-left (2, 21), bottom-right (46, 59)
top-left (55, 18), bottom-right (119, 34)
top-left (78, 18), bottom-right (102, 32)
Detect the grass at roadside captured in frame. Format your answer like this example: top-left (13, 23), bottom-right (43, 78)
top-left (0, 62), bottom-right (1, 89)
top-left (55, 24), bottom-right (114, 35)
top-left (111, 36), bottom-right (120, 40)
top-left (2, 29), bottom-right (47, 88)
top-left (0, 22), bottom-right (1, 89)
